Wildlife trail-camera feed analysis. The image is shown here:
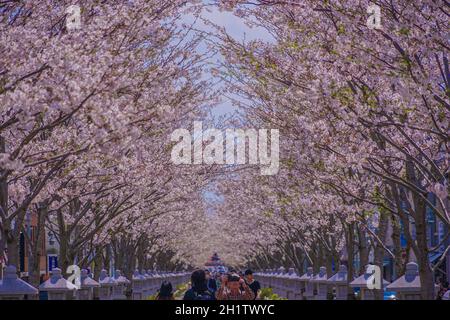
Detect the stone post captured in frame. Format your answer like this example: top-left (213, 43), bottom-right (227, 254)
top-left (350, 265), bottom-right (390, 300)
top-left (386, 262), bottom-right (422, 300)
top-left (132, 270), bottom-right (145, 300)
top-left (0, 265), bottom-right (38, 300)
top-left (38, 268), bottom-right (77, 300)
top-left (77, 269), bottom-right (100, 300)
top-left (284, 268), bottom-right (299, 300)
top-left (273, 267), bottom-right (285, 296)
top-left (112, 270), bottom-right (130, 300)
top-left (299, 267), bottom-right (314, 300)
top-left (311, 266), bottom-right (328, 300)
top-left (327, 265), bottom-right (349, 300)
top-left (98, 269), bottom-right (117, 300)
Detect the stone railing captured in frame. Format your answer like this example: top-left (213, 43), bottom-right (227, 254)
top-left (0, 265), bottom-right (190, 300)
top-left (1, 262), bottom-right (438, 300)
top-left (254, 262), bottom-right (431, 300)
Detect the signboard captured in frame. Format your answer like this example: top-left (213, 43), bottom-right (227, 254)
top-left (47, 254), bottom-right (58, 272)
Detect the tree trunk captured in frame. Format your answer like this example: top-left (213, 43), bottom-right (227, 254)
top-left (390, 214), bottom-right (403, 280)
top-left (325, 250), bottom-right (333, 276)
top-left (404, 159), bottom-right (435, 299)
top-left (414, 198), bottom-right (435, 299)
top-left (104, 245), bottom-right (111, 272)
top-left (0, 136), bottom-right (8, 270)
top-left (6, 232), bottom-right (19, 268)
top-left (346, 222), bottom-right (355, 300)
top-left (357, 227), bottom-right (369, 274)
top-left (93, 247), bottom-right (103, 278)
top-left (316, 243), bottom-right (324, 273)
top-left (58, 234), bottom-right (70, 277)
top-left (373, 210), bottom-right (388, 300)
top-left (29, 204), bottom-right (47, 290)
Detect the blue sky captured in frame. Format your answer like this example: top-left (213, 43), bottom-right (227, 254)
top-left (180, 3), bottom-right (274, 117)
top-left (179, 3), bottom-right (275, 209)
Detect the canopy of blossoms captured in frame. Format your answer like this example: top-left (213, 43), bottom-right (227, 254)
top-left (0, 0), bottom-right (448, 300)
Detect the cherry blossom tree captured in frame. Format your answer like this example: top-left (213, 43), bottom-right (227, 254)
top-left (0, 0), bottom-right (217, 284)
top-left (211, 0), bottom-right (449, 299)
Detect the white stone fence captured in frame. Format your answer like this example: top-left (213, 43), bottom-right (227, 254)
top-left (0, 265), bottom-right (190, 300)
top-left (254, 262), bottom-right (433, 300)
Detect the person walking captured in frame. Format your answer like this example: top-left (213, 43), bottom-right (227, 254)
top-left (205, 270), bottom-right (218, 294)
top-left (215, 272), bottom-right (222, 289)
top-left (156, 281), bottom-right (174, 300)
top-left (183, 269), bottom-right (215, 300)
top-left (215, 273), bottom-right (255, 300)
top-left (244, 269), bottom-right (261, 300)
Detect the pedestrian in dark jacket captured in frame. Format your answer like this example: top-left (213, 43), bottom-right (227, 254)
top-left (183, 269), bottom-right (215, 300)
top-left (205, 270), bottom-right (217, 293)
top-left (156, 281), bottom-right (174, 300)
